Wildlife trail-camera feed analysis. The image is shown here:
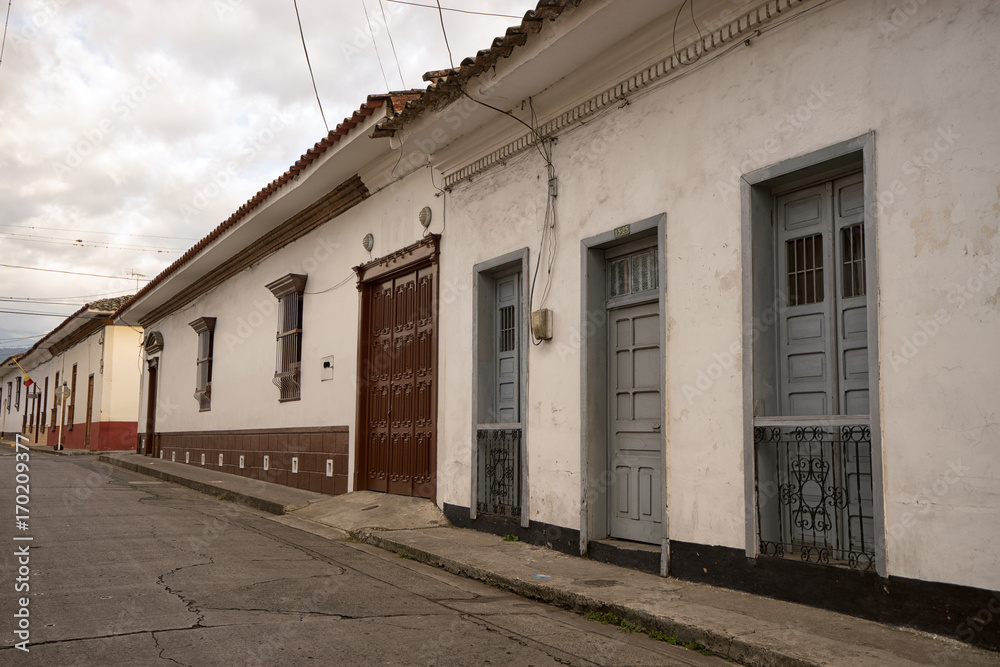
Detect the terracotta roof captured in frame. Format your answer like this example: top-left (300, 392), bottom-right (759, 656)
top-left (0, 294), bottom-right (135, 372)
top-left (374, 0), bottom-right (582, 135)
top-left (87, 296), bottom-right (132, 312)
top-left (114, 92), bottom-right (421, 321)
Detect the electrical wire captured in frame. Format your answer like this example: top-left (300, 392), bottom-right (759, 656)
top-left (377, 0), bottom-right (406, 88)
top-left (384, 0), bottom-right (522, 19)
top-left (0, 232), bottom-right (183, 253)
top-left (0, 223), bottom-right (198, 241)
top-left (672, 0), bottom-right (704, 65)
top-left (434, 0), bottom-right (454, 69)
top-left (0, 298), bottom-right (103, 306)
top-left (0, 0), bottom-right (11, 72)
top-left (0, 309), bottom-right (95, 319)
top-left (459, 89), bottom-right (551, 167)
top-left (428, 163), bottom-right (446, 237)
top-left (360, 0), bottom-right (392, 91)
top-left (304, 272), bottom-right (355, 294)
top-left (293, 0), bottom-right (329, 133)
top-left (1, 290), bottom-right (133, 301)
top-left (0, 263), bottom-right (152, 280)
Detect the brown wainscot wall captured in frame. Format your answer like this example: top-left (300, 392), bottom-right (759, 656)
top-left (143, 426), bottom-right (349, 495)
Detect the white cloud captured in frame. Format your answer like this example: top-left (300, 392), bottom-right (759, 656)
top-left (0, 0), bottom-right (532, 345)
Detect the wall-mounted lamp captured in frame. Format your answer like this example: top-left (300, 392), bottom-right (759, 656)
top-left (362, 233), bottom-right (374, 252)
top-left (418, 206), bottom-right (432, 229)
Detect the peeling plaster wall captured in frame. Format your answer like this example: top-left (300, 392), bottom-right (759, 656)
top-left (436, 0), bottom-right (1000, 590)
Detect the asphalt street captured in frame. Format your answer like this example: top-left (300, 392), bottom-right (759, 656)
top-left (0, 449), bottom-right (725, 666)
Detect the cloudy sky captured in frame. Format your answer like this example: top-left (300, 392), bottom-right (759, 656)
top-left (0, 0), bottom-right (532, 348)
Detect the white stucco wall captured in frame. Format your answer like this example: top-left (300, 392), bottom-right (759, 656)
top-left (138, 166), bottom-right (439, 489)
top-left (102, 325), bottom-right (143, 424)
top-left (2, 322), bottom-right (140, 444)
top-left (433, 0), bottom-right (1000, 591)
top-left (130, 0), bottom-right (999, 592)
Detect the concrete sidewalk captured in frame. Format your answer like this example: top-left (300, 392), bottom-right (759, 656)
top-left (97, 452), bottom-right (997, 667)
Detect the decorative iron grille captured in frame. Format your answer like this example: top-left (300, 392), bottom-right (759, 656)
top-left (755, 423), bottom-right (875, 570)
top-left (476, 427), bottom-right (521, 517)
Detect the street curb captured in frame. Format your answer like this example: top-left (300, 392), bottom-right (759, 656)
top-left (358, 529), bottom-right (812, 667)
top-left (98, 454), bottom-right (290, 515)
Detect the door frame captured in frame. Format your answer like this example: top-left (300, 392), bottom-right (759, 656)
top-left (580, 214), bottom-right (667, 573)
top-left (354, 234), bottom-right (441, 501)
top-left (85, 374), bottom-right (95, 447)
top-left (470, 248), bottom-right (531, 526)
top-left (740, 132), bottom-right (885, 576)
top-left (144, 358), bottom-right (159, 457)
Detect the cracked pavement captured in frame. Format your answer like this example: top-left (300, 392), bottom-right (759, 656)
top-left (0, 452), bottom-right (724, 666)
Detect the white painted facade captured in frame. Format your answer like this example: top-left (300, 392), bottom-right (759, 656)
top-left (1, 308), bottom-right (142, 449)
top-left (123, 0), bottom-right (999, 629)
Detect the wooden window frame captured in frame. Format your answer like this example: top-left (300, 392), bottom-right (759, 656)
top-left (189, 317), bottom-right (217, 412)
top-left (265, 274), bottom-right (307, 402)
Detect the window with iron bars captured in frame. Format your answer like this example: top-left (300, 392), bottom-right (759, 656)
top-left (189, 317), bottom-right (216, 411)
top-left (265, 274), bottom-right (307, 402)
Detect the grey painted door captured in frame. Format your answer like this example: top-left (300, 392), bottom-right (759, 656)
top-left (776, 173), bottom-right (868, 416)
top-left (776, 182), bottom-right (835, 416)
top-left (494, 273), bottom-right (520, 423)
top-left (608, 301), bottom-right (662, 543)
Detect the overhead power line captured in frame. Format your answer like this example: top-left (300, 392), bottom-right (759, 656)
top-left (0, 232), bottom-right (183, 253)
top-left (0, 298), bottom-right (99, 306)
top-left (0, 263), bottom-right (153, 281)
top-left (360, 0), bottom-right (392, 91)
top-left (293, 0), bottom-right (329, 133)
top-left (0, 308), bottom-right (91, 319)
top-left (0, 0), bottom-right (12, 73)
top-left (384, 0), bottom-right (522, 19)
top-left (434, 0), bottom-right (455, 69)
top-left (377, 0), bottom-right (406, 88)
top-left (0, 290), bottom-right (131, 302)
top-left (0, 223), bottom-right (198, 241)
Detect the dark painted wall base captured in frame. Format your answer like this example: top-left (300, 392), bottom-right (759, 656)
top-left (437, 508), bottom-right (999, 652)
top-left (669, 541), bottom-right (1000, 652)
top-left (142, 426), bottom-right (350, 496)
top-left (443, 504), bottom-right (580, 556)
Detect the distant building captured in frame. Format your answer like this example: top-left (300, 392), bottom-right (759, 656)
top-left (117, 0), bottom-right (999, 651)
top-left (1, 297), bottom-right (141, 449)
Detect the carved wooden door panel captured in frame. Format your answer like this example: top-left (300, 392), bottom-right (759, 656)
top-left (358, 240), bottom-right (438, 500)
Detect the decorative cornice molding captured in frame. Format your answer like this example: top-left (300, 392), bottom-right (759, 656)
top-left (144, 331), bottom-right (165, 355)
top-left (188, 317), bottom-right (217, 334)
top-left (444, 0), bottom-right (811, 188)
top-left (354, 234), bottom-right (441, 286)
top-left (265, 274), bottom-right (308, 299)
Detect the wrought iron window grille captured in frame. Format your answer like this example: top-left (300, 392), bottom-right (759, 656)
top-left (476, 427), bottom-right (522, 518)
top-left (755, 422), bottom-right (875, 571)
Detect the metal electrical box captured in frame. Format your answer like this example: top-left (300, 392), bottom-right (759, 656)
top-left (531, 309), bottom-right (552, 340)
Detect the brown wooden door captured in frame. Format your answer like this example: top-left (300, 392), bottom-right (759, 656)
top-left (144, 362), bottom-right (158, 457)
top-left (85, 375), bottom-right (94, 447)
top-left (357, 248), bottom-right (437, 499)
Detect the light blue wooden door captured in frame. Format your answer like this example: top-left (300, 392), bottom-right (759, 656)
top-left (608, 301), bottom-right (662, 543)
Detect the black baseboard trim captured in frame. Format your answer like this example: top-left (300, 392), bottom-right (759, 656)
top-left (669, 540), bottom-right (1000, 652)
top-left (443, 504), bottom-right (580, 556)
